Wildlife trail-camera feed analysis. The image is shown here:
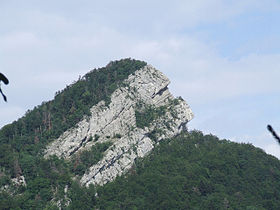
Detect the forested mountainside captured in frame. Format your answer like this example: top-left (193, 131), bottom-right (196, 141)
top-left (96, 131), bottom-right (280, 210)
top-left (1, 131), bottom-right (280, 209)
top-left (0, 59), bottom-right (280, 209)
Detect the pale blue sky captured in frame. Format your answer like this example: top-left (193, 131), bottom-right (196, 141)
top-left (1, 0), bottom-right (280, 158)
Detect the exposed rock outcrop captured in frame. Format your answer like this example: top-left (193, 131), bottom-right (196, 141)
top-left (44, 65), bottom-right (193, 186)
top-left (11, 176), bottom-right (26, 187)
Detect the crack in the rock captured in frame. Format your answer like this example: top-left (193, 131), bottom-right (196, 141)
top-left (69, 137), bottom-right (87, 156)
top-left (178, 121), bottom-right (188, 131)
top-left (85, 135), bottom-right (147, 184)
top-left (87, 153), bottom-right (123, 184)
top-left (100, 104), bottom-right (133, 132)
top-left (152, 86), bottom-right (168, 98)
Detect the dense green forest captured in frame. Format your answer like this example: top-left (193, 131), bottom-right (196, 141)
top-left (1, 130), bottom-right (280, 209)
top-left (1, 58), bottom-right (280, 209)
top-left (96, 131), bottom-right (280, 210)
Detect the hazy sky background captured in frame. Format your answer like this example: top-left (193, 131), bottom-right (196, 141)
top-left (1, 0), bottom-right (280, 158)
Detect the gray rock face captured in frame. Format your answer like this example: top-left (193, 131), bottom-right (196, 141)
top-left (44, 65), bottom-right (193, 186)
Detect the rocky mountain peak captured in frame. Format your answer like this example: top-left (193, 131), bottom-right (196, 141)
top-left (44, 64), bottom-right (193, 186)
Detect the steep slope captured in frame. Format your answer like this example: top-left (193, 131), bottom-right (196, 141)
top-left (44, 64), bottom-right (193, 186)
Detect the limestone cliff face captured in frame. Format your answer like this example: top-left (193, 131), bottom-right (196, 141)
top-left (44, 65), bottom-right (193, 186)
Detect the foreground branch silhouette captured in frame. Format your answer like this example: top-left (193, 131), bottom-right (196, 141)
top-left (0, 73), bottom-right (9, 102)
top-left (267, 125), bottom-right (280, 144)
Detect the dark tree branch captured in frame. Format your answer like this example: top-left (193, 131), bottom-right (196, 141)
top-left (0, 73), bottom-right (9, 85)
top-left (0, 88), bottom-right (7, 102)
top-left (267, 124), bottom-right (280, 144)
top-left (0, 73), bottom-right (8, 102)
